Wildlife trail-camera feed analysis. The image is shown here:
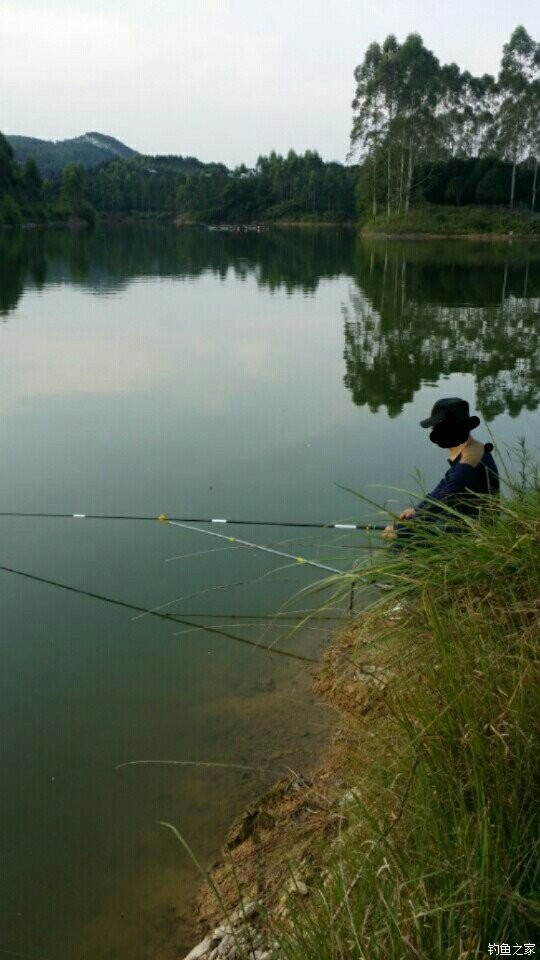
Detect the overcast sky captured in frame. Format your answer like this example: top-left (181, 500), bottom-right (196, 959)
top-left (1, 0), bottom-right (539, 166)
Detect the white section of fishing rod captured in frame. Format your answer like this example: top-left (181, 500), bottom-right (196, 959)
top-left (164, 519), bottom-right (342, 575)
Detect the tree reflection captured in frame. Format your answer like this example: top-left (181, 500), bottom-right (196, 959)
top-left (0, 233), bottom-right (27, 316)
top-left (1, 227), bottom-right (538, 421)
top-left (0, 224), bottom-right (355, 314)
top-left (343, 240), bottom-right (540, 420)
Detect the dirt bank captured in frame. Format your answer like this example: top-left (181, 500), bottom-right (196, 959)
top-left (188, 606), bottom-right (400, 953)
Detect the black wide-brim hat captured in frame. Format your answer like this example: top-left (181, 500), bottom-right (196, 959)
top-left (420, 397), bottom-right (480, 430)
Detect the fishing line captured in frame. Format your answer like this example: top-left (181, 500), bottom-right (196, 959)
top-left (171, 619), bottom-right (331, 640)
top-left (257, 576), bottom-right (355, 653)
top-left (163, 545), bottom-right (235, 563)
top-left (157, 612), bottom-right (346, 621)
top-left (0, 564), bottom-right (320, 664)
top-left (185, 521), bottom-right (377, 637)
top-left (129, 559), bottom-right (321, 624)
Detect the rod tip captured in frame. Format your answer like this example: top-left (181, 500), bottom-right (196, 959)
top-left (158, 513), bottom-right (168, 523)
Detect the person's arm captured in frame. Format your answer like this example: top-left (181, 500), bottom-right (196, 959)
top-left (415, 463), bottom-right (477, 516)
top-left (383, 465), bottom-right (474, 540)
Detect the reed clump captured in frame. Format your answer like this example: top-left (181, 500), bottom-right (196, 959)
top-left (272, 483), bottom-right (539, 959)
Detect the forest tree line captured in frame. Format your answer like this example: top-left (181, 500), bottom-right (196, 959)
top-left (351, 26), bottom-right (540, 221)
top-left (1, 25), bottom-right (539, 227)
top-left (174, 151), bottom-right (356, 222)
top-left (81, 150), bottom-right (356, 222)
top-left (0, 136), bottom-right (357, 225)
top-left (0, 132), bottom-right (207, 225)
top-left (0, 131), bottom-right (99, 226)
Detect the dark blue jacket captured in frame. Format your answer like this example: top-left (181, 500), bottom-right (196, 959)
top-left (396, 439), bottom-right (499, 540)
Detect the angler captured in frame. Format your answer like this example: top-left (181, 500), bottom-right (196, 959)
top-left (383, 397), bottom-right (500, 543)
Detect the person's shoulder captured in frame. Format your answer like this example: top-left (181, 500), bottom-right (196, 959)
top-left (460, 438), bottom-right (487, 468)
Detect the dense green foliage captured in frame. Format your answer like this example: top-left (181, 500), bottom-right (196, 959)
top-left (175, 151), bottom-right (356, 223)
top-left (81, 149), bottom-right (355, 222)
top-left (1, 132), bottom-right (356, 225)
top-left (351, 27), bottom-right (540, 224)
top-left (7, 131), bottom-right (137, 174)
top-left (0, 131), bottom-right (96, 226)
top-left (85, 154), bottom-right (205, 216)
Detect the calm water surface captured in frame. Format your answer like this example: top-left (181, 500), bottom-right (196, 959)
top-left (0, 226), bottom-right (538, 959)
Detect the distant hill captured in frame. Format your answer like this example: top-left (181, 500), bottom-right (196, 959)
top-left (7, 132), bottom-right (139, 174)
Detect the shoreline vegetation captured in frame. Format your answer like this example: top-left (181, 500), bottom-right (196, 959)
top-left (360, 204), bottom-right (540, 238)
top-left (2, 208), bottom-right (539, 239)
top-left (0, 214), bottom-right (356, 230)
top-left (181, 470), bottom-right (539, 960)
top-left (3, 195), bottom-right (539, 238)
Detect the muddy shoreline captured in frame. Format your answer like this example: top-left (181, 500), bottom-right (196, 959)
top-left (177, 607), bottom-right (396, 960)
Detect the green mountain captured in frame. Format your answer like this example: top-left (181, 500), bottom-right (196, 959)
top-left (6, 132), bottom-right (138, 174)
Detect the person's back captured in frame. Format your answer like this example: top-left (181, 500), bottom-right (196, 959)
top-left (415, 435), bottom-right (499, 521)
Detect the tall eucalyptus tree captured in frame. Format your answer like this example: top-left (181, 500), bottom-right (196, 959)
top-left (351, 27), bottom-right (539, 219)
top-left (394, 34), bottom-right (443, 212)
top-left (497, 26), bottom-right (539, 208)
top-left (440, 70), bottom-right (498, 158)
top-left (530, 76), bottom-right (540, 210)
top-left (350, 40), bottom-right (385, 218)
top-left (351, 34), bottom-right (444, 217)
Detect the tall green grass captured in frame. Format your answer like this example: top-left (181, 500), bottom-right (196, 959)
top-left (271, 477), bottom-right (539, 958)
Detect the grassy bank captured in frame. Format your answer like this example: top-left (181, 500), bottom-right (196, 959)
top-left (361, 204), bottom-right (540, 238)
top-left (194, 467), bottom-right (539, 959)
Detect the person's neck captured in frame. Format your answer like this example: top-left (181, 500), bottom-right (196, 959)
top-left (448, 436), bottom-right (471, 462)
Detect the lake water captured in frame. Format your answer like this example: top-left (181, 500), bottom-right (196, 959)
top-left (0, 226), bottom-right (538, 960)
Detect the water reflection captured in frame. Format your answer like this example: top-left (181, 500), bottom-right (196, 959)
top-left (1, 226), bottom-right (538, 420)
top-left (0, 225), bottom-right (354, 307)
top-left (343, 241), bottom-right (540, 420)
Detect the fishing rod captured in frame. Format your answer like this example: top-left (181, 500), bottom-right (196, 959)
top-left (0, 563), bottom-right (322, 664)
top-left (0, 512), bottom-right (333, 573)
top-left (0, 512), bottom-right (391, 599)
top-left (0, 511), bottom-right (386, 532)
top-left (159, 516), bottom-right (342, 574)
top-left (0, 515), bottom-right (391, 678)
top-left (157, 517), bottom-right (392, 602)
